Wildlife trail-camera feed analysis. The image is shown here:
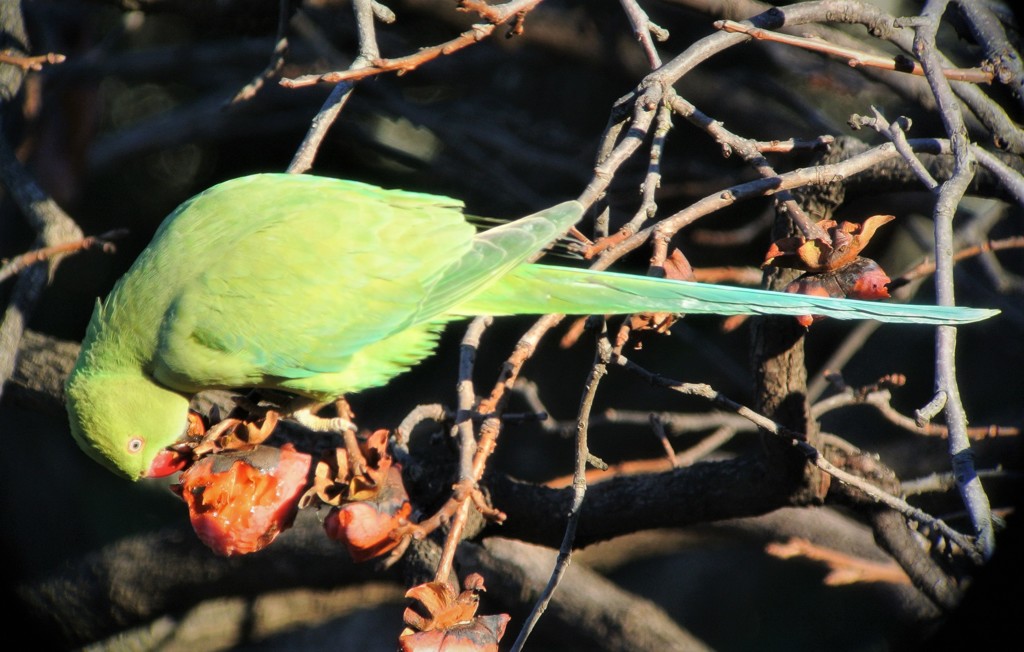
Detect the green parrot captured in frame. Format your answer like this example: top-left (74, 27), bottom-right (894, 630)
top-left (65, 173), bottom-right (998, 480)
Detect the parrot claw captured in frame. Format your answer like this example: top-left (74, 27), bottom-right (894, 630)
top-left (291, 407), bottom-right (363, 473)
top-left (289, 398), bottom-right (368, 475)
top-left (287, 396), bottom-right (359, 434)
top-left (291, 408), bottom-right (356, 433)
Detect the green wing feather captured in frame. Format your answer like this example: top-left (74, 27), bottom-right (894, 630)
top-left (456, 264), bottom-right (998, 325)
top-left (148, 174), bottom-right (472, 393)
top-left (148, 175), bottom-right (583, 399)
top-left (413, 201), bottom-right (583, 321)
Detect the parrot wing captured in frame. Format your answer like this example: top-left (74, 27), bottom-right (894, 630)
top-left (151, 174), bottom-right (478, 392)
top-left (413, 200), bottom-right (583, 321)
top-left (149, 175), bottom-right (583, 397)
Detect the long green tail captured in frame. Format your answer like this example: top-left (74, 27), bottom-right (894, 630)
top-left (454, 264), bottom-right (998, 325)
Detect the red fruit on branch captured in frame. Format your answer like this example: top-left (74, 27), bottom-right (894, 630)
top-left (323, 462), bottom-right (412, 562)
top-left (172, 444), bottom-right (312, 556)
top-left (784, 257), bottom-right (893, 326)
top-left (303, 429), bottom-right (414, 562)
top-left (762, 215), bottom-right (896, 328)
top-left (834, 257), bottom-right (892, 300)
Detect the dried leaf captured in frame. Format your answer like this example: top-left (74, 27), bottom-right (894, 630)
top-left (762, 216), bottom-right (895, 273)
top-left (661, 247), bottom-right (695, 282)
top-left (404, 581), bottom-right (465, 629)
top-left (854, 214), bottom-right (897, 249)
top-left (299, 457), bottom-right (346, 508)
top-left (362, 428), bottom-right (390, 468)
top-left (629, 248), bottom-right (694, 336)
top-left (300, 429), bottom-right (396, 507)
top-left (399, 576), bottom-right (509, 651)
top-left (767, 537), bottom-right (910, 586)
top-left (186, 411), bottom-right (207, 437)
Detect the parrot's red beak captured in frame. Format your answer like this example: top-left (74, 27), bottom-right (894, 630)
top-left (147, 449), bottom-right (190, 478)
top-left (145, 411), bottom-right (207, 478)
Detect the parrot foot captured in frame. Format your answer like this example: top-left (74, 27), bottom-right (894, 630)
top-left (291, 408), bottom-right (356, 433)
top-left (289, 398), bottom-right (368, 476)
top-left (286, 394), bottom-right (358, 431)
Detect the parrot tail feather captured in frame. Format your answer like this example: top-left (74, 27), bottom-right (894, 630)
top-left (455, 264), bottom-right (999, 325)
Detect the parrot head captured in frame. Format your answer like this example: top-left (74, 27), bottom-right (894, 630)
top-left (65, 369), bottom-right (193, 480)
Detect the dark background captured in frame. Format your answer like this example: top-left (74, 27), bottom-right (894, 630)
top-left (2, 1), bottom-right (1022, 650)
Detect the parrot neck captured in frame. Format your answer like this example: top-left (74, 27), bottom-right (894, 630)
top-left (78, 293), bottom-right (165, 378)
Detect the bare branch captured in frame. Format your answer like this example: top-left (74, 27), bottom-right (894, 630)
top-left (913, 0), bottom-right (994, 559)
top-left (716, 19), bottom-right (994, 83)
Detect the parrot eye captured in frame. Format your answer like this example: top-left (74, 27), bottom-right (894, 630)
top-left (127, 437), bottom-right (144, 454)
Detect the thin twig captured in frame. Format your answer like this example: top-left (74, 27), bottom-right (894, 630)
top-left (808, 227), bottom-right (1021, 403)
top-left (403, 314), bottom-right (558, 559)
top-left (766, 537), bottom-right (911, 585)
top-left (592, 138), bottom-right (950, 272)
top-left (224, 0), bottom-right (292, 106)
top-left (0, 50), bottom-right (65, 71)
top-left (715, 19), bottom-right (993, 83)
top-left (850, 107), bottom-right (939, 190)
top-left (511, 378), bottom-right (561, 434)
top-left (889, 236), bottom-right (1024, 291)
top-left (394, 403), bottom-right (449, 460)
top-left (0, 229), bottom-right (126, 284)
top-left (952, 0), bottom-right (1024, 112)
top-left (618, 0), bottom-right (668, 69)
top-left (599, 408), bottom-right (754, 436)
top-left (812, 387), bottom-right (1019, 440)
top-left (287, 0), bottom-right (382, 173)
top-left (433, 316), bottom-right (492, 585)
top-left (511, 327), bottom-right (609, 651)
top-left (280, 0), bottom-right (543, 87)
top-left (666, 91), bottom-right (826, 243)
top-left (649, 414), bottom-right (679, 468)
top-left (0, 118), bottom-right (84, 404)
top-left (902, 468), bottom-right (1022, 497)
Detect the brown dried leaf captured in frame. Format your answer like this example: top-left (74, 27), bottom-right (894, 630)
top-left (661, 247), bottom-right (695, 282)
top-left (399, 576), bottom-right (509, 650)
top-left (404, 580), bottom-right (477, 630)
top-left (362, 428), bottom-right (391, 469)
top-left (762, 216), bottom-right (895, 272)
top-left (300, 458), bottom-right (343, 507)
top-left (186, 411), bottom-right (207, 437)
top-left (853, 214), bottom-right (896, 247)
top-left (629, 248), bottom-right (693, 335)
top-left (300, 430), bottom-right (398, 506)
